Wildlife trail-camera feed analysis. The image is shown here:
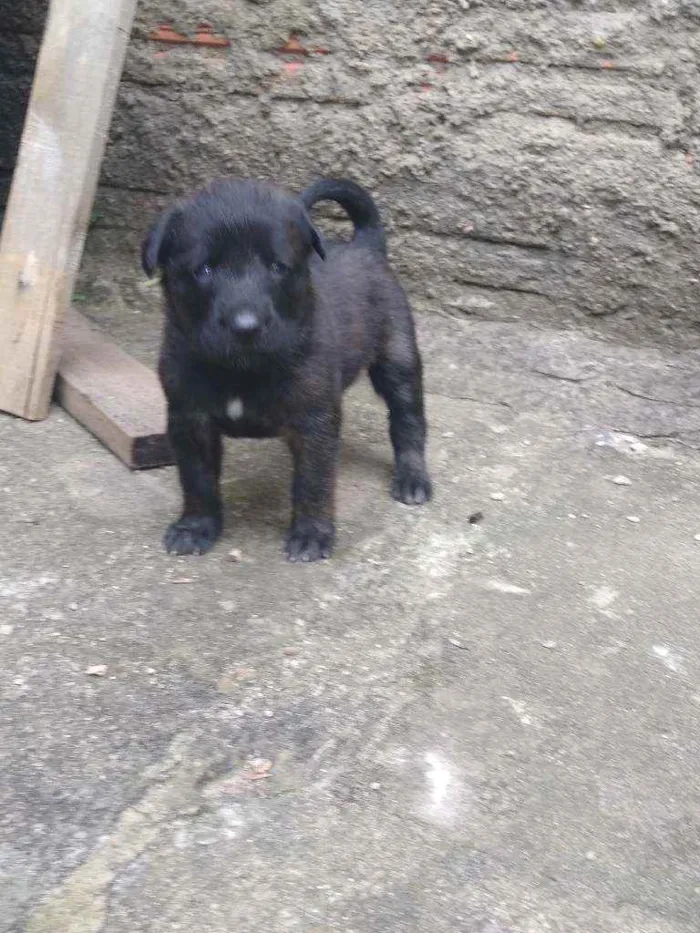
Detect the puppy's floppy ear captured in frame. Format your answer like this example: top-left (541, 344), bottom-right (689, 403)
top-left (141, 204), bottom-right (180, 277)
top-left (308, 217), bottom-right (326, 260)
top-left (299, 208), bottom-right (325, 261)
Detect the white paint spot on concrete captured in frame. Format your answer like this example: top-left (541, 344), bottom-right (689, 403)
top-left (226, 397), bottom-right (244, 420)
top-left (417, 751), bottom-right (469, 826)
top-left (502, 695), bottom-right (537, 727)
top-left (416, 532), bottom-right (473, 582)
top-left (588, 586), bottom-right (618, 611)
top-left (608, 474), bottom-right (632, 486)
top-left (485, 579), bottom-right (530, 595)
top-left (0, 574), bottom-right (57, 600)
top-left (425, 752), bottom-right (451, 808)
top-left (594, 431), bottom-right (648, 455)
top-left (652, 644), bottom-right (683, 673)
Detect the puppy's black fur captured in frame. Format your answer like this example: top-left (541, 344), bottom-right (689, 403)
top-left (143, 177), bottom-right (432, 562)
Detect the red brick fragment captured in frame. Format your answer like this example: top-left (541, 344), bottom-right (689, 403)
top-left (148, 22), bottom-right (230, 48)
top-left (149, 24), bottom-right (188, 44)
top-left (277, 35), bottom-right (309, 57)
top-left (194, 24), bottom-right (231, 48)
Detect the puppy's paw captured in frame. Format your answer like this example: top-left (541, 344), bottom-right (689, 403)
top-left (285, 518), bottom-right (335, 563)
top-left (391, 467), bottom-right (433, 506)
top-left (164, 515), bottom-right (222, 556)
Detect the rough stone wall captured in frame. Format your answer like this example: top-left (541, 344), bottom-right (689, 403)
top-left (0, 2), bottom-right (48, 201)
top-left (4, 2), bottom-right (700, 346)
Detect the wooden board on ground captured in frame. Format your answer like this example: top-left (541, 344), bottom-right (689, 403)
top-left (0, 0), bottom-right (138, 421)
top-left (55, 313), bottom-right (173, 470)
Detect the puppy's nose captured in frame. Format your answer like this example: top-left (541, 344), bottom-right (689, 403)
top-left (231, 310), bottom-right (260, 335)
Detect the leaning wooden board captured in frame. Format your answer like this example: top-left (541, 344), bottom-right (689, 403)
top-left (56, 313), bottom-right (173, 470)
top-left (0, 0), bottom-right (137, 421)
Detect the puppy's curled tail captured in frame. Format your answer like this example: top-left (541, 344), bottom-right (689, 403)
top-left (301, 178), bottom-right (387, 256)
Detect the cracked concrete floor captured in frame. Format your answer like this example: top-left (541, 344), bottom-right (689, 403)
top-left (2, 314), bottom-right (700, 932)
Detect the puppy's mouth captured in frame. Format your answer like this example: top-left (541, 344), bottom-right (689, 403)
top-left (196, 322), bottom-right (303, 370)
top-left (197, 329), bottom-right (267, 366)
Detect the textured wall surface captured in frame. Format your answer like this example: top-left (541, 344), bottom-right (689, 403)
top-left (3, 2), bottom-right (700, 346)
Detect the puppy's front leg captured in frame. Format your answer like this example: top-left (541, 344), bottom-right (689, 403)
top-left (164, 405), bottom-right (223, 555)
top-left (285, 409), bottom-right (341, 562)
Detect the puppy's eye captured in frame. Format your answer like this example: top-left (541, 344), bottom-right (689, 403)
top-left (194, 264), bottom-right (212, 282)
top-left (270, 261), bottom-right (290, 276)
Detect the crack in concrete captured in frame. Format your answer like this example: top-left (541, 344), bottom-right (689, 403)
top-left (25, 732), bottom-right (225, 933)
top-left (426, 391), bottom-right (514, 410)
top-left (454, 278), bottom-right (549, 297)
top-left (530, 367), bottom-right (597, 384)
top-left (613, 383), bottom-right (700, 410)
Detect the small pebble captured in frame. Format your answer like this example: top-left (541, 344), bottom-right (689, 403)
top-left (283, 646), bottom-right (300, 657)
top-left (264, 710), bottom-right (274, 718)
top-left (227, 548), bottom-right (243, 563)
top-left (86, 664), bottom-right (107, 677)
top-left (694, 534), bottom-right (700, 542)
top-left (248, 758), bottom-right (273, 774)
top-left (171, 577), bottom-right (194, 584)
top-left (490, 492), bottom-right (505, 502)
top-left (68, 602), bottom-right (78, 611)
top-left (448, 638), bottom-right (465, 649)
top-left (0, 624), bottom-right (14, 636)
top-left (626, 515), bottom-right (640, 524)
top-left (370, 782), bottom-right (382, 790)
top-left (13, 677), bottom-right (24, 686)
top-left (610, 475), bottom-right (632, 486)
top-left (541, 640), bottom-right (557, 649)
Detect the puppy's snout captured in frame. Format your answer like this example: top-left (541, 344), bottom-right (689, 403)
top-left (231, 310), bottom-right (261, 336)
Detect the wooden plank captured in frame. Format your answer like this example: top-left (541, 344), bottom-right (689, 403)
top-left (0, 0), bottom-right (138, 421)
top-left (55, 312), bottom-right (172, 470)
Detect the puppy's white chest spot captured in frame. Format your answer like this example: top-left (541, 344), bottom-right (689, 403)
top-left (226, 397), bottom-right (244, 421)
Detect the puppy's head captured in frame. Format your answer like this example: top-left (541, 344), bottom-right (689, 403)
top-left (142, 179), bottom-right (325, 365)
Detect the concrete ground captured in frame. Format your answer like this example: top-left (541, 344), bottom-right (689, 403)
top-left (2, 312), bottom-right (700, 932)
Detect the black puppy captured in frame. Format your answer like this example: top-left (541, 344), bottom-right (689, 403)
top-left (142, 177), bottom-right (432, 562)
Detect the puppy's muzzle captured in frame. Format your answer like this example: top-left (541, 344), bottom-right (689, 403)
top-left (230, 309), bottom-right (260, 337)
top-left (213, 305), bottom-right (265, 340)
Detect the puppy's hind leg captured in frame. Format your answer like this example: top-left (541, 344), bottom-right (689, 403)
top-left (164, 406), bottom-right (223, 555)
top-left (370, 331), bottom-right (433, 506)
